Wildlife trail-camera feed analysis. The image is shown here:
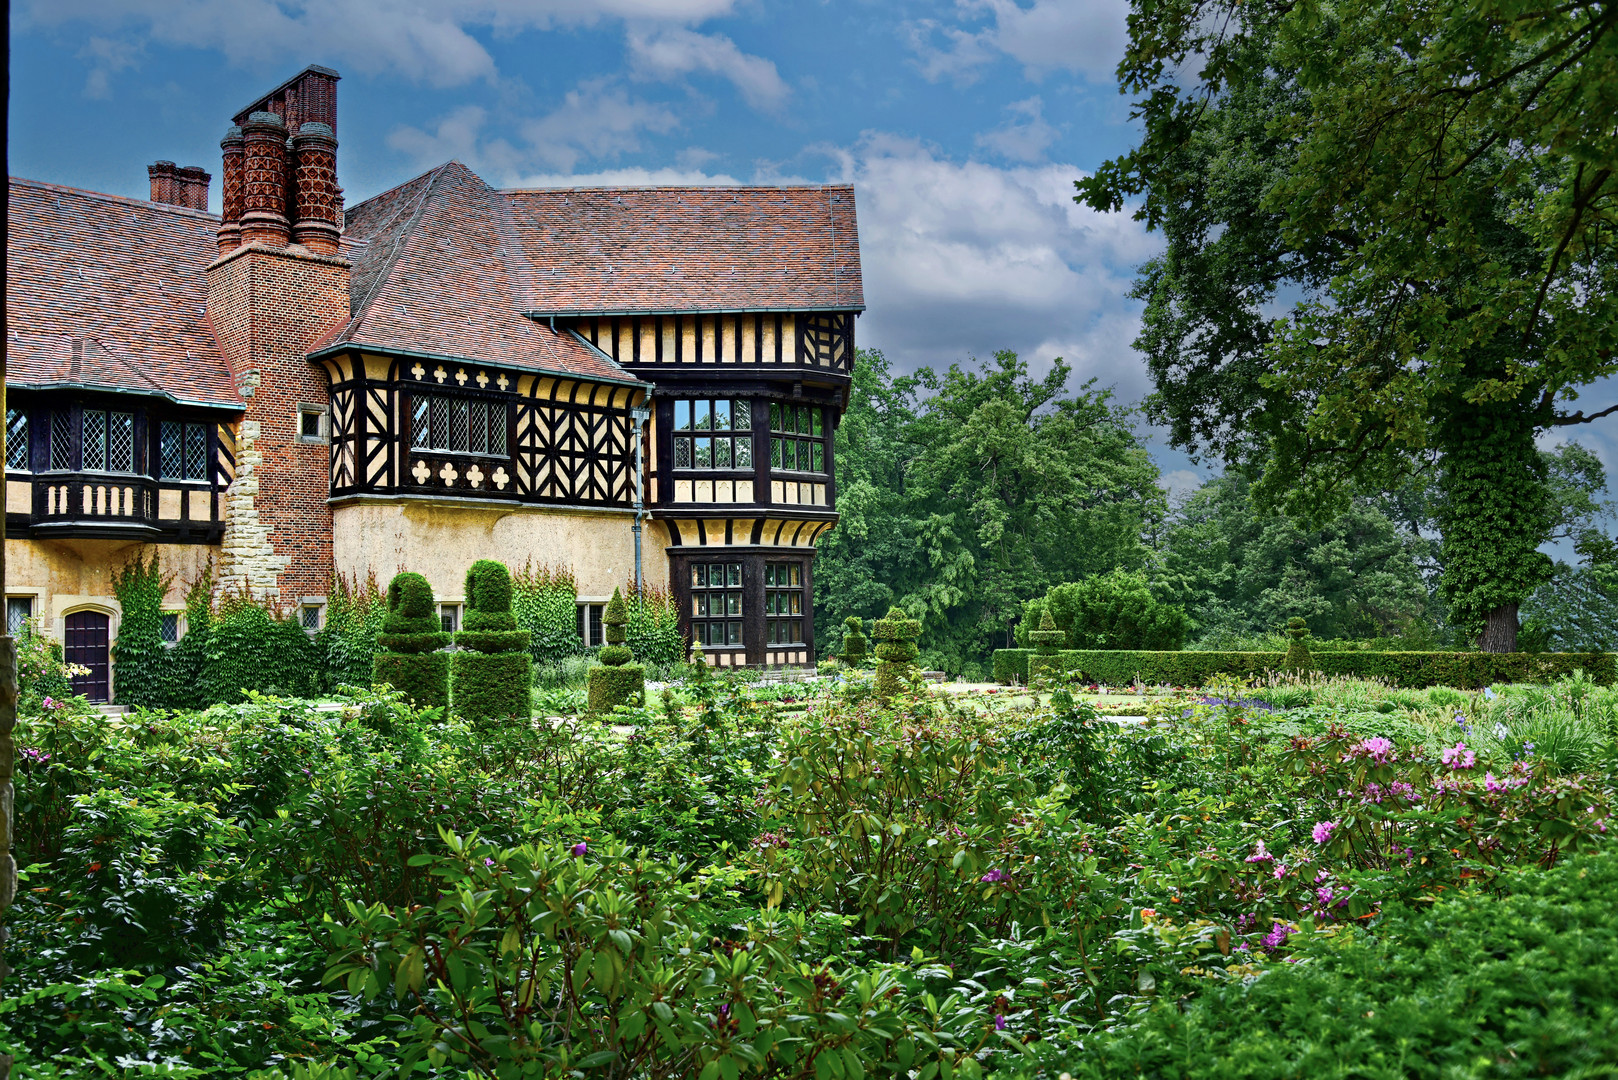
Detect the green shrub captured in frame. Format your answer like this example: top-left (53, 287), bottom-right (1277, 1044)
top-left (453, 560), bottom-right (533, 723)
top-left (992, 648), bottom-right (1032, 684)
top-left (318, 572), bottom-right (386, 690)
top-left (842, 616), bottom-right (869, 665)
top-left (1019, 570), bottom-right (1192, 651)
top-left (512, 562), bottom-right (580, 665)
top-left (1048, 849), bottom-right (1618, 1080)
top-left (623, 582), bottom-right (685, 666)
top-left (372, 572), bottom-right (450, 709)
top-left (873, 605), bottom-right (921, 698)
top-left (109, 549), bottom-right (174, 708)
top-left (1283, 616), bottom-right (1314, 672)
top-left (165, 567), bottom-right (215, 710)
top-left (202, 595), bottom-right (321, 703)
top-left (587, 587), bottom-right (643, 713)
top-left (1027, 607), bottom-right (1066, 684)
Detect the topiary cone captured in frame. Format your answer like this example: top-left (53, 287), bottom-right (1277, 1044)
top-left (1027, 606), bottom-right (1067, 684)
top-left (589, 586), bottom-right (643, 713)
top-left (842, 616), bottom-right (869, 666)
top-left (1283, 616), bottom-right (1314, 673)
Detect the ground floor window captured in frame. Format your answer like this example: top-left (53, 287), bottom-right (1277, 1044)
top-left (7, 596), bottom-right (34, 635)
top-left (578, 602), bottom-right (605, 647)
top-left (160, 612), bottom-right (181, 643)
top-left (765, 563), bottom-right (805, 644)
top-left (440, 603), bottom-right (462, 634)
top-left (692, 561), bottom-right (743, 646)
top-left (301, 604), bottom-right (324, 631)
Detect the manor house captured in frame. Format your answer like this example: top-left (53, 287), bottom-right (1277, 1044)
top-left (5, 66), bottom-right (862, 700)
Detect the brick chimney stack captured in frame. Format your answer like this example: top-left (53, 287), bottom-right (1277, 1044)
top-left (217, 128), bottom-right (245, 253)
top-left (148, 161), bottom-right (211, 211)
top-left (238, 111), bottom-right (291, 246)
top-left (290, 122), bottom-right (341, 254)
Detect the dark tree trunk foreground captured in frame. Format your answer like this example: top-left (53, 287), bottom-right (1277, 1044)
top-left (1476, 602), bottom-right (1519, 653)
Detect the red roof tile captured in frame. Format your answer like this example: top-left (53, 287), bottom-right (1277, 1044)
top-left (6, 178), bottom-right (242, 408)
top-left (499, 185), bottom-right (863, 314)
top-left (329, 162), bottom-right (637, 383)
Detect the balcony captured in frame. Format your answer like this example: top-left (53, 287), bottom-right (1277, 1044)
top-left (7, 473), bottom-right (220, 541)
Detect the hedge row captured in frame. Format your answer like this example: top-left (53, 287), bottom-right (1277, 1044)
top-left (991, 648), bottom-right (1618, 688)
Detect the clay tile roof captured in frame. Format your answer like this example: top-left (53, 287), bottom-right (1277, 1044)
top-left (330, 162), bottom-right (639, 383)
top-left (499, 185), bottom-right (863, 315)
top-left (6, 178), bottom-right (242, 409)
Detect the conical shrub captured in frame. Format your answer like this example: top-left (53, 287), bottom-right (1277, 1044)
top-left (588, 586), bottom-right (645, 714)
top-left (1028, 607), bottom-right (1067, 684)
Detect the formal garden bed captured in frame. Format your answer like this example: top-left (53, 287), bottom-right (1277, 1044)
top-left (6, 630), bottom-right (1617, 1077)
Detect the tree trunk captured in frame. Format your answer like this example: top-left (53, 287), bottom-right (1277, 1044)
top-left (1476, 603), bottom-right (1519, 653)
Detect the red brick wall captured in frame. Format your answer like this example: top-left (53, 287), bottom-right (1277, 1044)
top-left (207, 244), bottom-right (350, 601)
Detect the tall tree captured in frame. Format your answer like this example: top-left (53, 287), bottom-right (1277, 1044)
top-left (1081, 0), bottom-right (1618, 650)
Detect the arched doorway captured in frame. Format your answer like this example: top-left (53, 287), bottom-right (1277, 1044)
top-left (65, 611), bottom-right (111, 703)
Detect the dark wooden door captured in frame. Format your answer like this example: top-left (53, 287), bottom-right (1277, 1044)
top-left (65, 611), bottom-right (111, 702)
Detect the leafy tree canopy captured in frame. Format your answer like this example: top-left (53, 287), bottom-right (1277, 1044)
top-left (1079, 0), bottom-right (1618, 650)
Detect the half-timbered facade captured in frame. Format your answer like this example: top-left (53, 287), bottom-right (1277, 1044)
top-left (4, 64), bottom-right (863, 696)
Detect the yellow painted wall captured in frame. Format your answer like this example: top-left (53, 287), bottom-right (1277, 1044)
top-left (331, 499), bottom-right (670, 603)
top-left (3, 537), bottom-right (216, 642)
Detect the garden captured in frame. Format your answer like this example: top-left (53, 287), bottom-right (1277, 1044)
top-left (6, 582), bottom-right (1617, 1077)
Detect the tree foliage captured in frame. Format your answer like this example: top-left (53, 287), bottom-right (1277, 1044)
top-left (1080, 0), bottom-right (1618, 650)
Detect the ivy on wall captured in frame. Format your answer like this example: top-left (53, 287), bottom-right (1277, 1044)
top-left (320, 572), bottom-right (387, 691)
top-left (623, 581), bottom-right (685, 667)
top-left (512, 563), bottom-right (582, 666)
top-left (110, 550), bottom-right (173, 709)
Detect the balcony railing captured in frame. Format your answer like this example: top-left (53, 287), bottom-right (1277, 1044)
top-left (31, 474), bottom-right (159, 528)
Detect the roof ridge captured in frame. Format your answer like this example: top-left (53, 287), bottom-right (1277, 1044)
top-left (344, 162), bottom-right (463, 218)
top-left (9, 176), bottom-right (221, 222)
top-left (498, 182), bottom-right (854, 194)
top-left (341, 163), bottom-right (458, 342)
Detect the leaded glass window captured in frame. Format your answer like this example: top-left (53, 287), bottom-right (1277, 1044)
top-left (411, 394), bottom-right (507, 457)
top-left (50, 412), bottom-right (73, 470)
top-left (769, 403), bottom-right (828, 475)
top-left (161, 421), bottom-right (211, 480)
top-left (79, 410), bottom-right (136, 473)
top-left (765, 562), bottom-right (806, 644)
top-left (690, 562), bottom-right (744, 647)
top-left (672, 399), bottom-right (753, 471)
top-left (6, 409), bottom-right (29, 472)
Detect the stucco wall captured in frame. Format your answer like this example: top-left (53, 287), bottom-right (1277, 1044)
top-left (3, 537), bottom-right (216, 640)
top-left (331, 498), bottom-right (671, 602)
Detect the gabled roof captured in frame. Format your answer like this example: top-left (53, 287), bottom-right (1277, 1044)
top-left (499, 185), bottom-right (863, 315)
top-left (6, 178), bottom-right (243, 409)
top-left (325, 162), bottom-right (638, 384)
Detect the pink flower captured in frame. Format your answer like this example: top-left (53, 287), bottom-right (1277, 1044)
top-left (1311, 821), bottom-right (1338, 845)
top-left (1245, 841), bottom-right (1273, 864)
top-left (1353, 736), bottom-right (1395, 763)
top-left (1441, 742), bottom-right (1476, 770)
top-left (1273, 863), bottom-right (1287, 880)
top-left (980, 868), bottom-right (1006, 884)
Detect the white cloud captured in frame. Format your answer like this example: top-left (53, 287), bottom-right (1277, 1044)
top-left (388, 80), bottom-right (681, 177)
top-left (910, 0), bottom-right (1130, 84)
top-left (974, 96), bottom-right (1059, 162)
top-left (77, 35), bottom-right (144, 98)
top-left (626, 27), bottom-right (789, 111)
top-left (19, 0), bottom-right (743, 89)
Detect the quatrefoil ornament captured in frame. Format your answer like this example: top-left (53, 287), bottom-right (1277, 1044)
top-left (411, 459), bottom-right (431, 484)
top-left (439, 462), bottom-right (458, 484)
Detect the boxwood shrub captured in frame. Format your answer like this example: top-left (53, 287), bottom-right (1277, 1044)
top-left (989, 648), bottom-right (1616, 687)
top-left (372, 572), bottom-right (451, 708)
top-left (587, 588), bottom-right (644, 714)
top-left (452, 560), bottom-right (533, 723)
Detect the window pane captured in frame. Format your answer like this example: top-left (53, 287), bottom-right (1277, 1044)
top-left (790, 564), bottom-right (802, 587)
top-left (714, 437), bottom-right (732, 469)
top-left (713, 399), bottom-right (730, 431)
top-left (736, 436), bottom-right (753, 468)
top-left (302, 606), bottom-right (322, 630)
top-left (728, 563), bottom-right (742, 587)
top-left (185, 424), bottom-right (209, 480)
top-left (491, 407), bottom-right (507, 456)
top-left (812, 443), bottom-right (825, 472)
top-left (696, 594), bottom-right (710, 617)
top-left (83, 411), bottom-right (106, 470)
top-left (694, 437), bottom-right (712, 469)
top-left (798, 440), bottom-right (813, 471)
top-left (770, 402), bottom-right (782, 431)
top-left (790, 592), bottom-right (802, 615)
top-left (413, 398), bottom-right (429, 447)
top-left (6, 410), bottom-right (29, 472)
top-left (764, 564), bottom-right (775, 587)
top-left (431, 397), bottom-right (448, 448)
top-left (726, 593), bottom-right (741, 616)
top-left (693, 400), bottom-right (711, 430)
top-left (675, 400), bottom-right (692, 431)
top-left (470, 402), bottom-right (488, 455)
top-left (771, 438), bottom-right (783, 468)
top-left (798, 407), bottom-right (812, 435)
top-left (108, 412), bottom-right (135, 473)
top-left (160, 422), bottom-right (183, 478)
top-left (734, 400), bottom-right (751, 429)
top-left (812, 408), bottom-right (824, 437)
top-left (160, 613), bottom-right (180, 643)
top-left (693, 564), bottom-right (707, 588)
top-left (727, 622), bottom-right (742, 646)
top-left (7, 598), bottom-right (33, 635)
top-left (51, 412), bottom-right (73, 470)
top-left (451, 399), bottom-right (469, 452)
top-left (674, 437), bottom-right (692, 469)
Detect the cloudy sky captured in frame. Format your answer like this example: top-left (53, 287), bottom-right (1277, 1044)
top-left (8, 0), bottom-right (1614, 504)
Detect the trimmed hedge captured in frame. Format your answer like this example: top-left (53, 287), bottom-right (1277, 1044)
top-left (453, 560), bottom-right (533, 724)
top-left (373, 572), bottom-right (450, 708)
top-left (587, 662), bottom-right (646, 714)
top-left (374, 651), bottom-right (450, 710)
top-left (989, 648), bottom-right (1618, 687)
top-left (873, 606), bottom-right (921, 698)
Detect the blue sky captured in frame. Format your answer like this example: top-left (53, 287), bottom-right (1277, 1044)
top-left (9, 0), bottom-right (1615, 509)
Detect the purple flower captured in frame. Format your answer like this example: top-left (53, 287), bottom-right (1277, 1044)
top-left (572, 841), bottom-right (588, 857)
top-left (1316, 885), bottom-right (1335, 905)
top-left (1311, 820), bottom-right (1338, 845)
top-left (994, 1014), bottom-right (1007, 1031)
top-left (1353, 736), bottom-right (1395, 763)
top-left (1261, 921), bottom-right (1292, 953)
top-left (1273, 862), bottom-right (1287, 881)
top-left (485, 857), bottom-right (496, 867)
top-left (1244, 841), bottom-right (1273, 864)
top-left (1441, 742), bottom-right (1475, 770)
top-left (980, 868), bottom-right (1006, 884)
